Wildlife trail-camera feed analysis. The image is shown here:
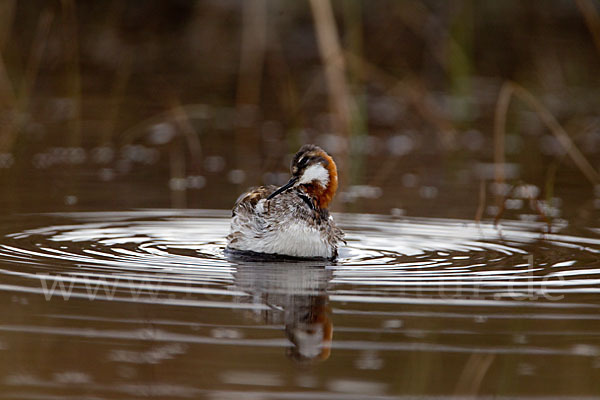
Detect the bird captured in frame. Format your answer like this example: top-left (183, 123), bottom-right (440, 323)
top-left (226, 144), bottom-right (345, 260)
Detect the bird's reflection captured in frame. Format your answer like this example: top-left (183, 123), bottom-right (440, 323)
top-left (232, 261), bottom-right (333, 363)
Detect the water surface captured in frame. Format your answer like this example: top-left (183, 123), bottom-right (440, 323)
top-left (0, 210), bottom-right (599, 398)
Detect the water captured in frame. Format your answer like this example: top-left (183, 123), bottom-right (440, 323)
top-left (0, 210), bottom-right (599, 398)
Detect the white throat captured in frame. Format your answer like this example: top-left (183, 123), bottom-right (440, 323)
top-left (298, 164), bottom-right (329, 188)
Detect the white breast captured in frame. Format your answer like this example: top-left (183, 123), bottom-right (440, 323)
top-left (262, 220), bottom-right (332, 258)
top-left (228, 216), bottom-right (333, 259)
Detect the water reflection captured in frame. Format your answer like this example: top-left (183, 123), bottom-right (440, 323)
top-left (233, 262), bottom-right (333, 362)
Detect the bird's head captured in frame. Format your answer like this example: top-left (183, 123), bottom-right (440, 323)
top-left (267, 144), bottom-right (338, 209)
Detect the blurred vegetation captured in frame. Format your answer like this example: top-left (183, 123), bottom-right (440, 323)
top-left (0, 0), bottom-right (599, 222)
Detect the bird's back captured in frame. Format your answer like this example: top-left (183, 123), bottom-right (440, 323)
top-left (227, 186), bottom-right (343, 259)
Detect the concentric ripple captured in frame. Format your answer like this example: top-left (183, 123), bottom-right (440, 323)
top-left (0, 210), bottom-right (599, 306)
top-left (0, 210), bottom-right (599, 398)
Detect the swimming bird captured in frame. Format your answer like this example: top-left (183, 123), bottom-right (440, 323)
top-left (226, 144), bottom-right (344, 260)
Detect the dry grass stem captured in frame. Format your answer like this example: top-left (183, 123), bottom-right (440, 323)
top-left (309, 0), bottom-right (353, 139)
top-left (493, 82), bottom-right (513, 185)
top-left (100, 54), bottom-right (133, 145)
top-left (0, 54), bottom-right (16, 107)
top-left (60, 0), bottom-right (82, 147)
top-left (475, 179), bottom-right (486, 223)
top-left (576, 0), bottom-right (600, 55)
top-left (493, 181), bottom-right (552, 229)
top-left (0, 0), bottom-right (16, 51)
top-left (169, 138), bottom-right (187, 208)
top-left (0, 9), bottom-right (54, 152)
top-left (494, 81), bottom-right (600, 186)
top-left (493, 183), bottom-right (515, 226)
top-left (169, 101), bottom-right (203, 163)
top-left (236, 0), bottom-right (267, 108)
top-left (454, 353), bottom-right (495, 396)
top-left (234, 0), bottom-right (267, 179)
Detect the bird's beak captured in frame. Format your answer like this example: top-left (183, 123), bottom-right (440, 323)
top-left (267, 176), bottom-right (298, 200)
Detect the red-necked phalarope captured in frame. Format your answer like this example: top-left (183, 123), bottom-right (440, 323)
top-left (227, 144), bottom-right (345, 260)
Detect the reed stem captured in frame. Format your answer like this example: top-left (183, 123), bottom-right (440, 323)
top-left (0, 9), bottom-right (53, 152)
top-left (494, 81), bottom-right (600, 186)
top-left (308, 0), bottom-right (353, 139)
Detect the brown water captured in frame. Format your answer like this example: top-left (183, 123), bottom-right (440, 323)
top-left (0, 209), bottom-right (599, 399)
